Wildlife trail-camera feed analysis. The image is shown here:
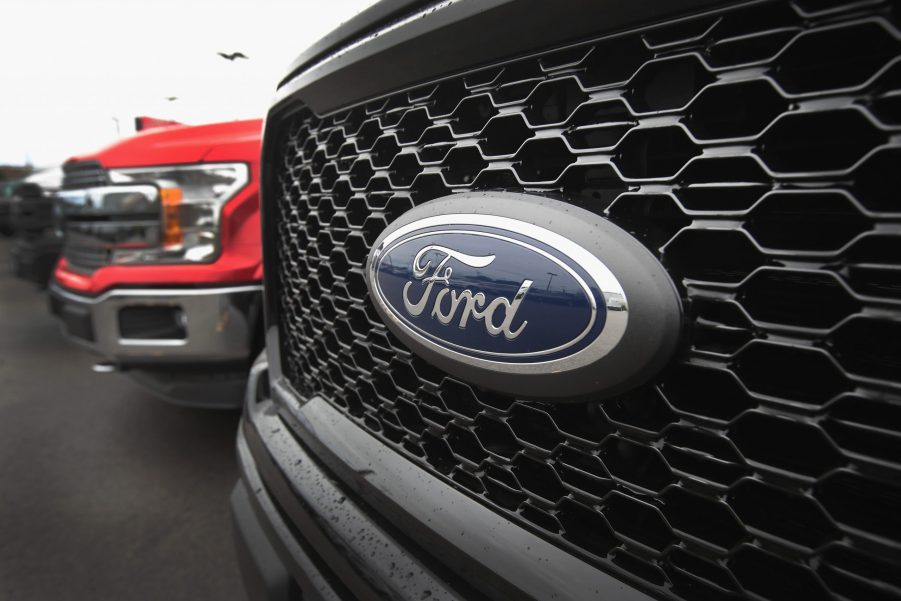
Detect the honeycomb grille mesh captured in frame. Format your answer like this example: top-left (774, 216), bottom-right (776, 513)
top-left (270, 2), bottom-right (901, 599)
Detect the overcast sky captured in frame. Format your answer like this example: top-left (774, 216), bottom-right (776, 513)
top-left (0, 0), bottom-right (377, 167)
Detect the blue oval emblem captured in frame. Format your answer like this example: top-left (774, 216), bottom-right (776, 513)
top-left (369, 214), bottom-right (628, 365)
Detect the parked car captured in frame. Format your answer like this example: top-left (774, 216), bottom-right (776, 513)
top-left (0, 180), bottom-right (19, 235)
top-left (0, 167), bottom-right (42, 236)
top-left (6, 168), bottom-right (64, 284)
top-left (49, 119), bottom-right (264, 408)
top-left (233, 1), bottom-right (901, 600)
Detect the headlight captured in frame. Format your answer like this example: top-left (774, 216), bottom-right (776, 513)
top-left (107, 163), bottom-right (249, 263)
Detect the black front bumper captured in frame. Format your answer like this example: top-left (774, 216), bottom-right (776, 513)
top-left (233, 360), bottom-right (654, 601)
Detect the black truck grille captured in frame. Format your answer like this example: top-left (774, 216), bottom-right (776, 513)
top-left (60, 160), bottom-right (114, 273)
top-left (270, 2), bottom-right (901, 599)
top-left (62, 160), bottom-right (109, 190)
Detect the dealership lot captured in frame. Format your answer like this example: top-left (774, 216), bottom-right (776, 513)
top-left (0, 238), bottom-right (245, 601)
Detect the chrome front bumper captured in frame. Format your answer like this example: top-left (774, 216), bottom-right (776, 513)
top-left (48, 282), bottom-right (262, 365)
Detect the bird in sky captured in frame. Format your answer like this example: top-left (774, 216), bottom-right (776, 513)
top-left (165, 96), bottom-right (178, 102)
top-left (217, 52), bottom-right (249, 61)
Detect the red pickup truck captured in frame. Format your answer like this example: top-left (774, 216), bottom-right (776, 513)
top-left (49, 119), bottom-right (263, 408)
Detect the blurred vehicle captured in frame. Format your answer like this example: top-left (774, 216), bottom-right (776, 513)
top-left (10, 183), bottom-right (60, 284)
top-left (49, 120), bottom-right (264, 408)
top-left (233, 1), bottom-right (901, 600)
top-left (1, 168), bottom-right (62, 235)
top-left (6, 168), bottom-right (64, 284)
top-left (0, 180), bottom-right (18, 235)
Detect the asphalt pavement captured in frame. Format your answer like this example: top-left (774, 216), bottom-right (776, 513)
top-left (0, 238), bottom-right (246, 601)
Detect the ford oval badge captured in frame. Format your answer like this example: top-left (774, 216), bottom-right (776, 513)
top-left (366, 192), bottom-right (682, 400)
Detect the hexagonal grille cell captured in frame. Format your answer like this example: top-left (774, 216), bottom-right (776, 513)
top-left (745, 191), bottom-right (871, 251)
top-left (659, 363), bottom-right (754, 422)
top-left (734, 341), bottom-right (849, 406)
top-left (729, 545), bottom-right (832, 601)
top-left (684, 79), bottom-right (786, 140)
top-left (268, 2), bottom-right (901, 600)
top-left (831, 316), bottom-right (901, 381)
top-left (662, 486), bottom-right (746, 550)
top-left (523, 78), bottom-right (586, 125)
top-left (823, 393), bottom-right (901, 467)
top-left (739, 269), bottom-right (860, 329)
top-left (772, 20), bottom-right (901, 94)
top-left (755, 108), bottom-right (885, 173)
top-left (613, 126), bottom-right (700, 179)
top-left (625, 55), bottom-right (713, 113)
top-left (663, 229), bottom-right (765, 283)
top-left (728, 479), bottom-right (837, 549)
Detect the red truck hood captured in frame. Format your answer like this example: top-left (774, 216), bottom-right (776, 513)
top-left (67, 119), bottom-right (263, 167)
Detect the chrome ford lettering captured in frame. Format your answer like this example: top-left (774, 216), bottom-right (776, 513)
top-left (401, 245), bottom-right (532, 340)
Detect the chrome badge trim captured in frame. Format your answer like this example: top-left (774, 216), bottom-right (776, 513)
top-left (364, 192), bottom-right (683, 400)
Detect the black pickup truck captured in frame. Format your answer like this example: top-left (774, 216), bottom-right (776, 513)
top-left (232, 2), bottom-right (901, 600)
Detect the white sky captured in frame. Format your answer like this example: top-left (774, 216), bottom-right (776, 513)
top-left (0, 0), bottom-right (377, 167)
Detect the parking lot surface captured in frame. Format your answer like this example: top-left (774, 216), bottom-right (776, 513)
top-left (0, 239), bottom-right (246, 601)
